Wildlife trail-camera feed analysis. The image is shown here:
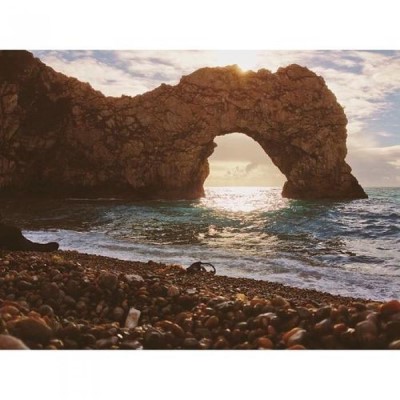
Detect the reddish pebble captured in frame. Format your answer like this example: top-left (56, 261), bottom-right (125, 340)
top-left (288, 344), bottom-right (306, 350)
top-left (389, 340), bottom-right (400, 350)
top-left (204, 315), bottom-right (219, 329)
top-left (380, 300), bottom-right (400, 315)
top-left (256, 337), bottom-right (273, 349)
top-left (333, 323), bottom-right (347, 334)
top-left (0, 334), bottom-right (29, 349)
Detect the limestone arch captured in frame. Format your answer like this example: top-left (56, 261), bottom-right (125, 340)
top-left (0, 51), bottom-right (367, 200)
top-left (149, 64), bottom-right (367, 199)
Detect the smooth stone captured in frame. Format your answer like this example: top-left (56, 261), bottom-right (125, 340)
top-left (17, 280), bottom-right (34, 291)
top-left (381, 300), bottom-right (400, 315)
top-left (256, 337), bottom-right (273, 349)
top-left (355, 320), bottom-right (377, 337)
top-left (204, 315), bottom-right (219, 329)
top-left (155, 320), bottom-right (185, 337)
top-left (0, 305), bottom-right (20, 316)
top-left (98, 272), bottom-right (118, 291)
top-left (96, 338), bottom-right (114, 349)
top-left (40, 282), bottom-right (61, 299)
top-left (167, 285), bottom-right (180, 297)
top-left (120, 340), bottom-right (142, 350)
top-left (287, 329), bottom-right (307, 347)
top-left (315, 306), bottom-right (332, 321)
top-left (271, 296), bottom-right (290, 308)
top-left (113, 306), bottom-right (125, 321)
top-left (125, 273), bottom-right (144, 283)
top-left (38, 304), bottom-right (54, 317)
top-left (314, 319), bottom-right (332, 334)
top-left (0, 334), bottom-right (29, 349)
top-left (8, 317), bottom-right (52, 344)
top-left (182, 337), bottom-right (201, 349)
top-left (385, 321), bottom-right (400, 340)
top-left (333, 323), bottom-right (347, 335)
top-left (388, 340), bottom-right (400, 349)
top-left (125, 307), bottom-right (141, 329)
top-left (144, 329), bottom-right (165, 349)
top-left (287, 344), bottom-right (306, 350)
top-left (296, 307), bottom-right (312, 319)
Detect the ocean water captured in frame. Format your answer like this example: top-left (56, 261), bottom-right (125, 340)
top-left (1, 187), bottom-right (399, 301)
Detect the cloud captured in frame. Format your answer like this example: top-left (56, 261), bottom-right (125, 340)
top-left (347, 145), bottom-right (400, 186)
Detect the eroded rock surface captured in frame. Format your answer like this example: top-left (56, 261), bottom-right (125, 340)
top-left (0, 50), bottom-right (367, 200)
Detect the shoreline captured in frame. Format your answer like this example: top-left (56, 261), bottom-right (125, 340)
top-left (1, 249), bottom-right (399, 350)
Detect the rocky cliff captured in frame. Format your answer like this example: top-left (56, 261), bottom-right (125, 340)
top-left (0, 50), bottom-right (367, 200)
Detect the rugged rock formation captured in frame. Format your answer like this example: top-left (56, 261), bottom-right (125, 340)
top-left (0, 50), bottom-right (367, 200)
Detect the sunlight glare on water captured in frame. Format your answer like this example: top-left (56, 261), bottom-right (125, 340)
top-left (201, 186), bottom-right (287, 213)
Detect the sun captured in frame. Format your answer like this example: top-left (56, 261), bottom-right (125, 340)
top-left (213, 50), bottom-right (260, 72)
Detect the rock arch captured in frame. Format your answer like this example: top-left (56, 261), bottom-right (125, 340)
top-left (0, 50), bottom-right (367, 200)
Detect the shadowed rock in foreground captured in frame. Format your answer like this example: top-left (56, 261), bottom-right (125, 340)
top-left (1, 251), bottom-right (399, 350)
top-left (0, 50), bottom-right (367, 200)
top-left (0, 223), bottom-right (59, 252)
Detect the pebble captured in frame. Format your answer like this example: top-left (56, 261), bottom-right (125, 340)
top-left (284, 328), bottom-right (307, 347)
top-left (314, 319), bottom-right (332, 335)
top-left (256, 337), bottom-right (273, 349)
top-left (1, 250), bottom-right (400, 350)
top-left (41, 282), bottom-right (61, 299)
top-left (0, 334), bottom-right (29, 349)
top-left (271, 296), bottom-right (290, 308)
top-left (167, 285), bottom-right (180, 297)
top-left (113, 307), bottom-right (125, 321)
top-left (380, 300), bottom-right (400, 315)
top-left (125, 273), bottom-right (144, 283)
top-left (38, 304), bottom-right (55, 317)
top-left (182, 337), bottom-right (201, 349)
top-left (8, 317), bottom-right (53, 344)
top-left (144, 329), bottom-right (165, 349)
top-left (155, 320), bottom-right (185, 337)
top-left (0, 305), bottom-right (20, 316)
top-left (388, 340), bottom-right (400, 350)
top-left (204, 315), bottom-right (219, 329)
top-left (125, 307), bottom-right (141, 329)
top-left (98, 272), bottom-right (118, 291)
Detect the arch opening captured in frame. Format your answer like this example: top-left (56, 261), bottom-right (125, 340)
top-left (204, 132), bottom-right (285, 188)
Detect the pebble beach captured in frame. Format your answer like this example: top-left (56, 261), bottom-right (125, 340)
top-left (1, 249), bottom-right (400, 350)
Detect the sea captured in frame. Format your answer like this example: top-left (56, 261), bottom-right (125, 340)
top-left (1, 187), bottom-right (399, 301)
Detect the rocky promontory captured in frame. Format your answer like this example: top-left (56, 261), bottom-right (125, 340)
top-left (0, 50), bottom-right (366, 200)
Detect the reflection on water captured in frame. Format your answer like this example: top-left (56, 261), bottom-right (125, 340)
top-left (1, 187), bottom-right (399, 300)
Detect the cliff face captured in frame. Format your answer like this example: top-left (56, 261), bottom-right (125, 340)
top-left (0, 50), bottom-right (367, 200)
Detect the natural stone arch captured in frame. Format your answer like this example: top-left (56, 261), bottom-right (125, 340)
top-left (0, 51), bottom-right (367, 200)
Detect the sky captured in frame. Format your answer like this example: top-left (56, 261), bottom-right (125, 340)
top-left (33, 50), bottom-right (400, 187)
